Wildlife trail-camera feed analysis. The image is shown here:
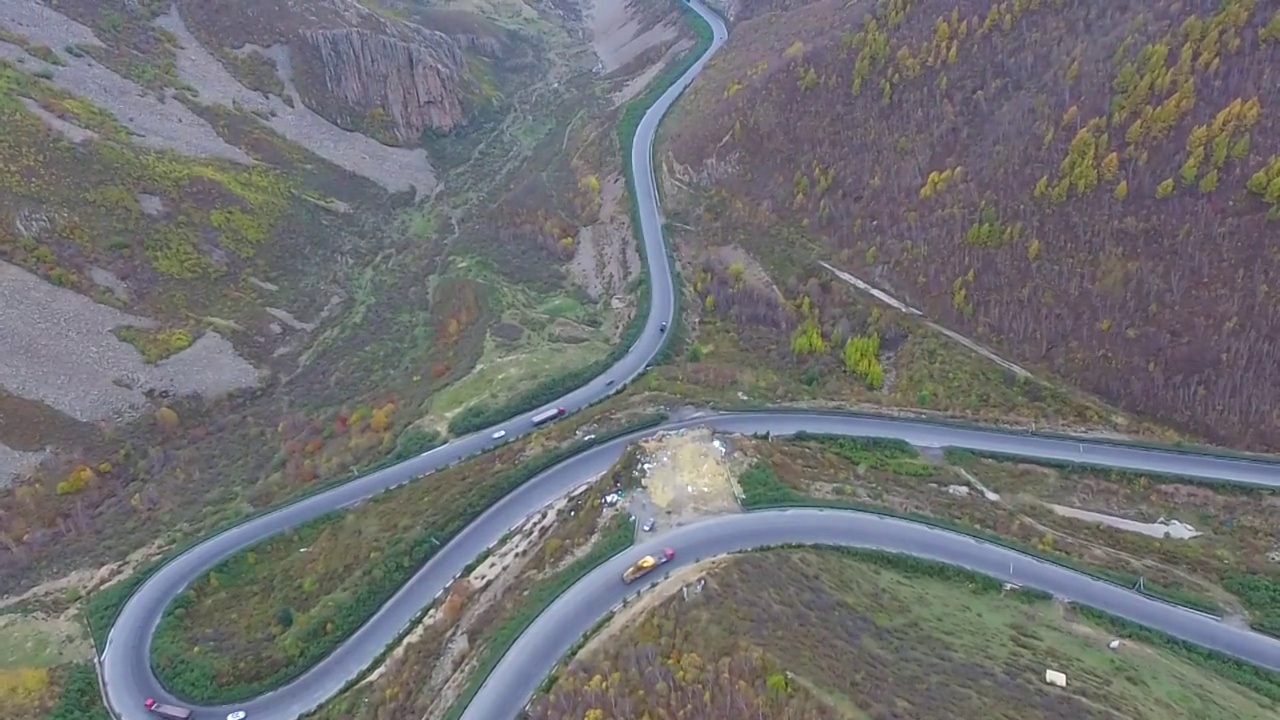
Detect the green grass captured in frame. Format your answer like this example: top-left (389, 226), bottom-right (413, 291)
top-left (111, 326), bottom-right (196, 363)
top-left (530, 547), bottom-right (1280, 718)
top-left (39, 662), bottom-right (111, 720)
top-left (536, 295), bottom-right (591, 321)
top-left (736, 442), bottom-right (1223, 614)
top-left (430, 337), bottom-right (609, 419)
top-left (0, 618), bottom-right (87, 670)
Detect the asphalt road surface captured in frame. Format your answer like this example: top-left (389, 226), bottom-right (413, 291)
top-left (461, 509), bottom-right (1280, 720)
top-left (97, 2), bottom-right (1280, 719)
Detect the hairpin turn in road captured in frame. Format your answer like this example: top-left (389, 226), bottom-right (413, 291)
top-left (98, 3), bottom-right (1280, 720)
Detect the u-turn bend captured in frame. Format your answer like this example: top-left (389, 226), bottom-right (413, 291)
top-left (98, 2), bottom-right (1280, 720)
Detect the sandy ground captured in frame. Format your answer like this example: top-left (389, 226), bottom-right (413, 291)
top-left (610, 36), bottom-right (694, 106)
top-left (627, 427), bottom-right (741, 532)
top-left (357, 482), bottom-right (599, 690)
top-left (1047, 505), bottom-right (1202, 540)
top-left (0, 0), bottom-right (251, 164)
top-left (0, 261), bottom-right (260, 425)
top-left (567, 173), bottom-right (641, 301)
top-left (586, 0), bottom-right (680, 72)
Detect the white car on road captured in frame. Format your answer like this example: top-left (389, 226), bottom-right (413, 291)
top-left (491, 430), bottom-right (507, 440)
top-left (227, 712), bottom-right (247, 720)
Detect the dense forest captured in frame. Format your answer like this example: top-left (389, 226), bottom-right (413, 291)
top-left (665, 0), bottom-right (1280, 449)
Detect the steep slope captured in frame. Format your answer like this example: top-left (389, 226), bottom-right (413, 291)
top-left (532, 548), bottom-right (1280, 719)
top-left (0, 0), bottom-right (696, 593)
top-left (170, 0), bottom-right (504, 144)
top-left (659, 0), bottom-right (1280, 450)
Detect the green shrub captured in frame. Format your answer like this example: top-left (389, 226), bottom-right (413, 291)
top-left (1075, 606), bottom-right (1280, 701)
top-left (42, 663), bottom-right (110, 720)
top-left (150, 414), bottom-right (666, 703)
top-left (440, 515), bottom-right (635, 720)
top-left (447, 3), bottom-right (714, 437)
top-left (736, 459), bottom-right (1221, 614)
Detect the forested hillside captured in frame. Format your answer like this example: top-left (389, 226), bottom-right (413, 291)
top-left (662, 0), bottom-right (1280, 449)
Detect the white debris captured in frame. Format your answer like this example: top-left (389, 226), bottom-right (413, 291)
top-left (1048, 505), bottom-right (1202, 540)
top-left (1044, 669), bottom-right (1068, 687)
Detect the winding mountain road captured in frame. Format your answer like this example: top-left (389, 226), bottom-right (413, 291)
top-left (98, 3), bottom-right (1280, 720)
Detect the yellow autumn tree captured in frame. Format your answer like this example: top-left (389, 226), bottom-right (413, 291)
top-left (1100, 151), bottom-right (1120, 180)
top-left (155, 406), bottom-right (180, 432)
top-left (1199, 168), bottom-right (1219, 194)
top-left (369, 408), bottom-right (390, 433)
top-left (56, 465), bottom-right (96, 496)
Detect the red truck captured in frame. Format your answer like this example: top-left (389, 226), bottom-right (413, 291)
top-left (144, 698), bottom-right (193, 719)
top-left (530, 406), bottom-right (566, 425)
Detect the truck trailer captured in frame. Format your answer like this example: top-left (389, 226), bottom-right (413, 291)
top-left (622, 548), bottom-right (675, 584)
top-left (144, 698), bottom-right (193, 720)
top-left (530, 406), bottom-right (567, 425)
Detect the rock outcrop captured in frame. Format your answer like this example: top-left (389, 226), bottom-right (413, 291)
top-left (176, 0), bottom-right (490, 144)
top-left (292, 25), bottom-right (465, 143)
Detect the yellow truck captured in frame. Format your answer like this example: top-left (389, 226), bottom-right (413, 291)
top-left (622, 547), bottom-right (675, 584)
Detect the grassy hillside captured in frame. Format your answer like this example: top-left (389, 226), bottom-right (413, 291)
top-left (531, 547), bottom-right (1280, 719)
top-left (659, 0), bottom-right (1280, 450)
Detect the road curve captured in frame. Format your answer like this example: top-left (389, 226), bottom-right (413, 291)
top-left (98, 2), bottom-right (1280, 720)
top-left (101, 3), bottom-right (730, 719)
top-left (461, 509), bottom-right (1280, 720)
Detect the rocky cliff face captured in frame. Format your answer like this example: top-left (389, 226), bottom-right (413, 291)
top-left (176, 0), bottom-right (496, 144)
top-left (292, 25), bottom-right (466, 143)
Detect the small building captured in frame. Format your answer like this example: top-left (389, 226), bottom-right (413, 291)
top-left (1044, 669), bottom-right (1068, 687)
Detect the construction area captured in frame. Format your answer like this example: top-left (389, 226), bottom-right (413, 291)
top-left (622, 427), bottom-right (744, 534)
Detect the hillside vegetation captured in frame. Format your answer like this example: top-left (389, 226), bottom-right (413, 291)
top-left (0, 2), bottom-right (698, 714)
top-left (0, 0), bottom-right (692, 595)
top-left (532, 548), bottom-right (1280, 719)
top-left (660, 0), bottom-right (1280, 450)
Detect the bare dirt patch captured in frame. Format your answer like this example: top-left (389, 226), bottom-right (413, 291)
top-left (0, 445), bottom-right (45, 489)
top-left (586, 0), bottom-right (681, 72)
top-left (0, 538), bottom-right (168, 612)
top-left (0, 261), bottom-right (260, 426)
top-left (713, 243), bottom-right (782, 297)
top-left (610, 36), bottom-right (693, 106)
top-left (630, 427), bottom-right (741, 530)
top-left (16, 96), bottom-right (97, 143)
top-left (568, 173), bottom-right (641, 301)
top-left (0, 0), bottom-right (251, 164)
top-left (357, 482), bottom-right (600, 693)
